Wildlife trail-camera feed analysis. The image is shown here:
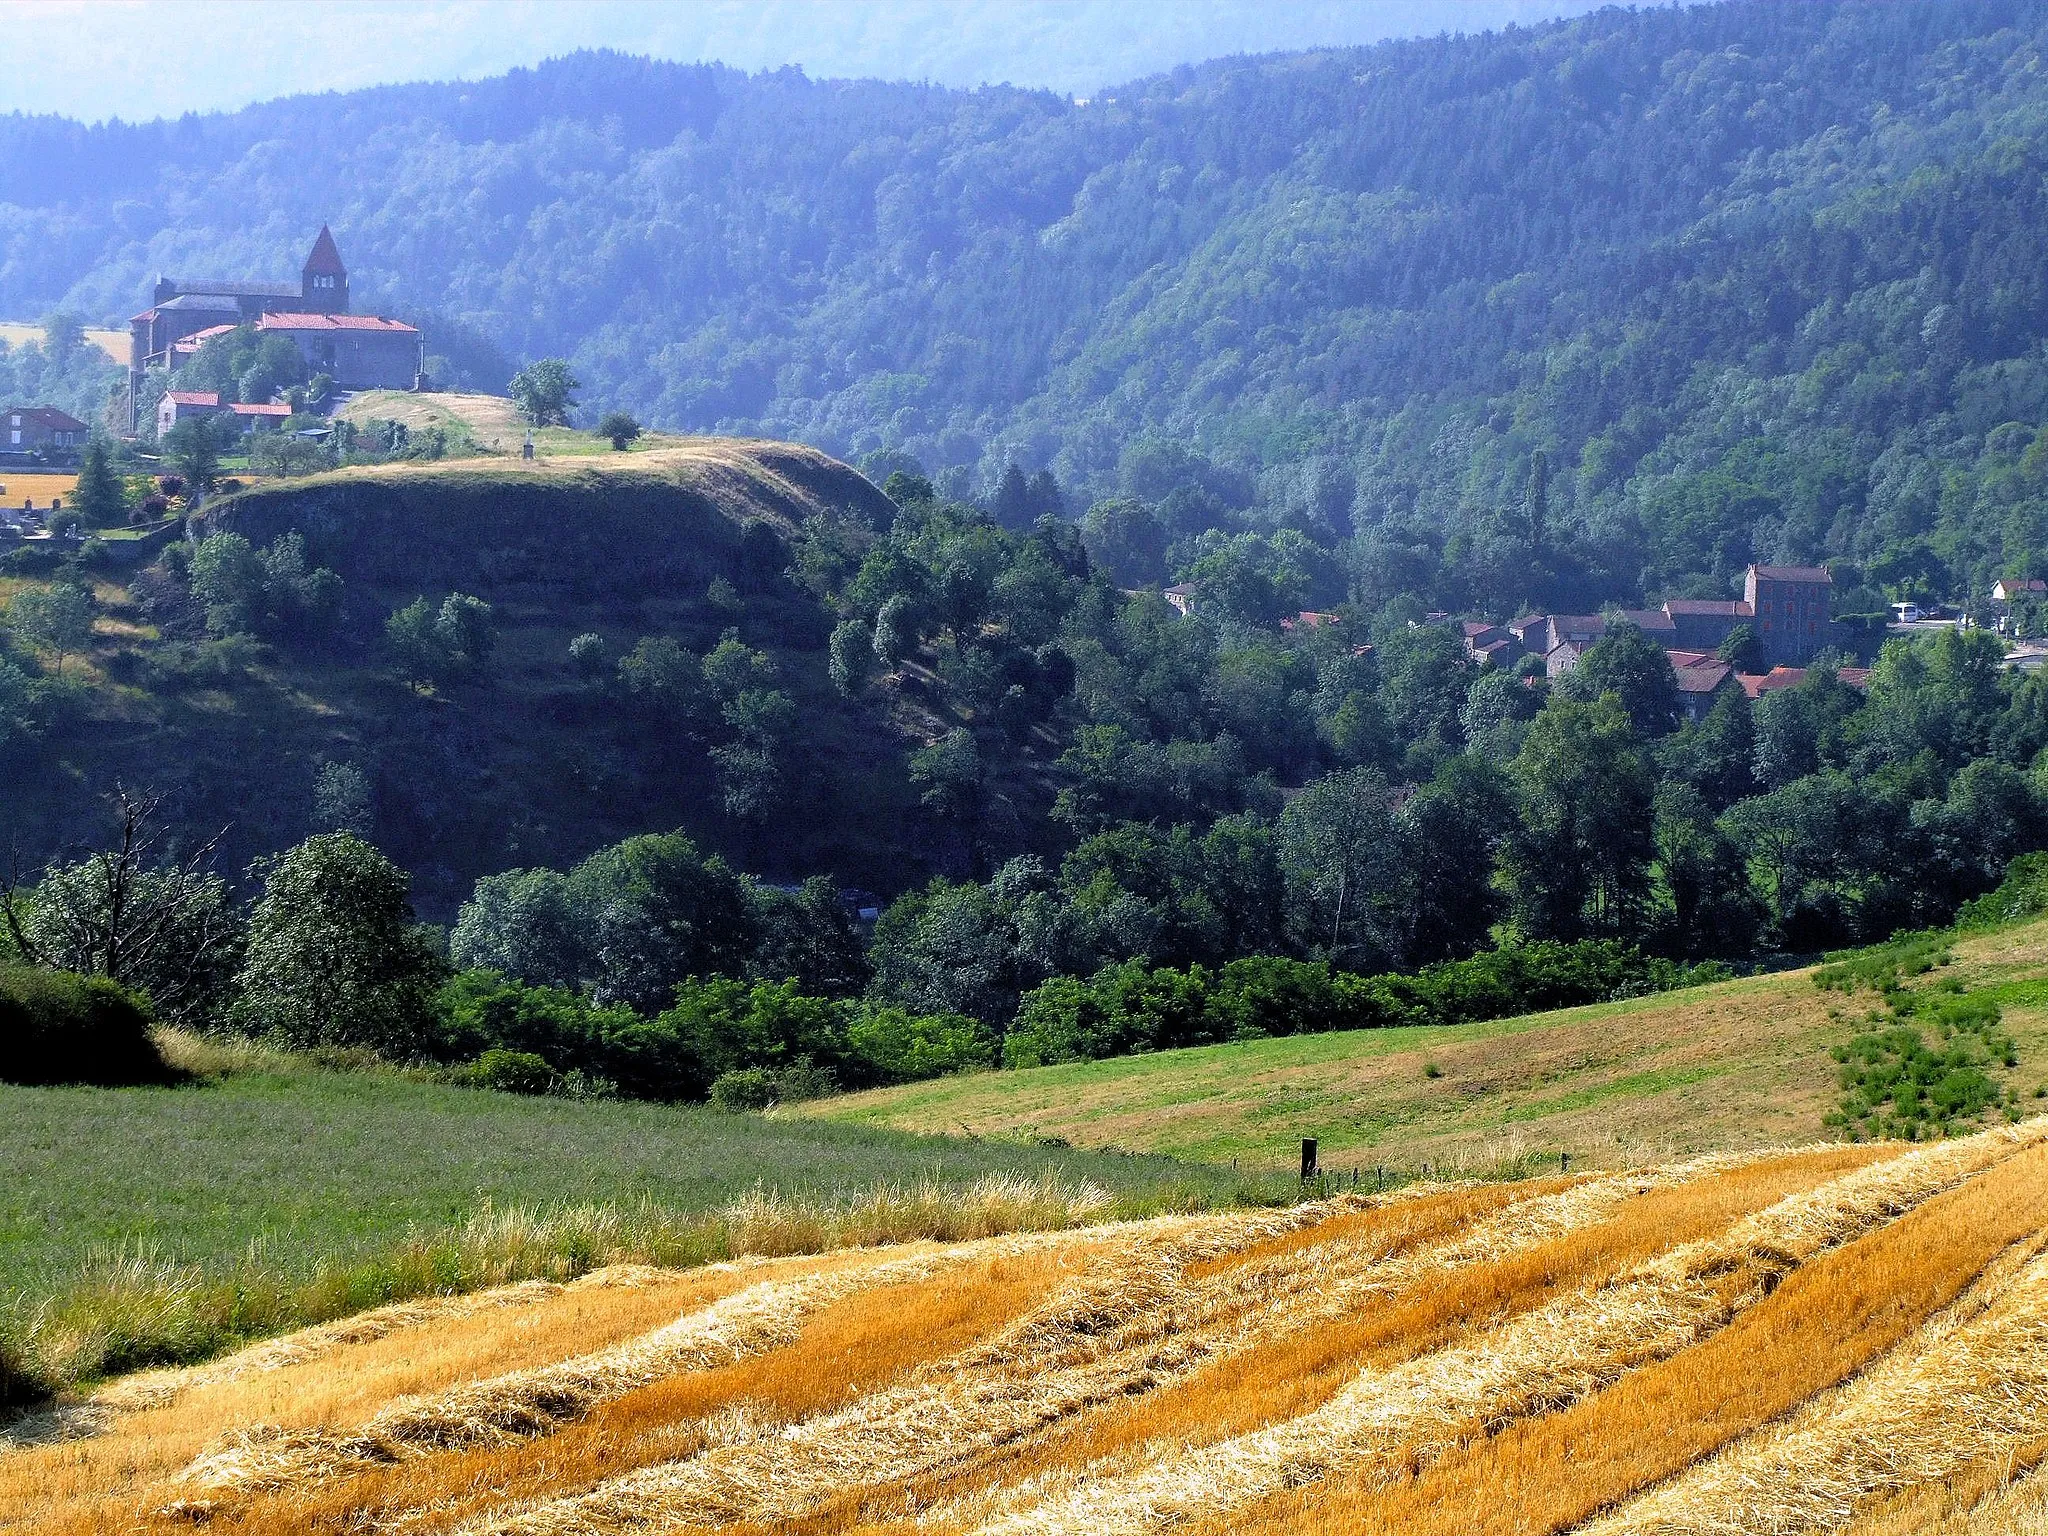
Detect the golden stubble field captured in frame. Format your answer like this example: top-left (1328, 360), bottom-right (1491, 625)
top-left (10, 1124), bottom-right (2048, 1535)
top-left (0, 472), bottom-right (79, 507)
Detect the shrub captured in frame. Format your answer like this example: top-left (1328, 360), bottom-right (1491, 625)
top-left (457, 1048), bottom-right (558, 1095)
top-left (709, 1066), bottom-right (776, 1111)
top-left (0, 967), bottom-right (169, 1086)
top-left (434, 969), bottom-right (637, 1079)
top-left (1956, 851), bottom-right (2048, 933)
top-left (842, 1005), bottom-right (994, 1084)
top-left (708, 1057), bottom-right (837, 1111)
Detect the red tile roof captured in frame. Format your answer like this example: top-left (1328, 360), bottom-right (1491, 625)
top-left (1618, 608), bottom-right (1677, 631)
top-left (1738, 664), bottom-right (1873, 700)
top-left (170, 323), bottom-right (239, 355)
top-left (256, 312), bottom-right (417, 333)
top-left (229, 401), bottom-right (292, 416)
top-left (164, 391), bottom-right (221, 407)
top-left (1279, 610), bottom-right (1340, 631)
top-left (1661, 648), bottom-right (1736, 691)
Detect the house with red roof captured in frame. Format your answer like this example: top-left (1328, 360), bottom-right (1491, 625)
top-left (1662, 649), bottom-right (1738, 721)
top-left (157, 391), bottom-right (223, 436)
top-left (157, 392), bottom-right (294, 437)
top-left (1738, 665), bottom-right (1871, 701)
top-left (3, 405), bottom-right (88, 453)
top-left (254, 312), bottom-right (420, 392)
top-left (1746, 564), bottom-right (1834, 667)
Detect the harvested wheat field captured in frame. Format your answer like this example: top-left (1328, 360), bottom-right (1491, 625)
top-left (12, 1124), bottom-right (2048, 1534)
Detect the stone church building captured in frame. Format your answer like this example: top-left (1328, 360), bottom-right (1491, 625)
top-left (128, 227), bottom-right (421, 431)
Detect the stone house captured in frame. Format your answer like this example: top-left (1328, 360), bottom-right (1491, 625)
top-left (3, 405), bottom-right (88, 451)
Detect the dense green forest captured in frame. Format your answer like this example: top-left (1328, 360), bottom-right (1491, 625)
top-left (11, 1), bottom-right (2048, 609)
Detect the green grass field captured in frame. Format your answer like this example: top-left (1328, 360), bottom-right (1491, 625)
top-left (0, 1062), bottom-right (1262, 1301)
top-left (800, 917), bottom-right (2048, 1172)
top-left (0, 1055), bottom-right (1291, 1396)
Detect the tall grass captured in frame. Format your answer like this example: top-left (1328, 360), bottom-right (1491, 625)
top-left (0, 1173), bottom-right (1124, 1406)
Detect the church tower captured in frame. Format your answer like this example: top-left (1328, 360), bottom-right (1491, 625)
top-left (301, 225), bottom-right (349, 313)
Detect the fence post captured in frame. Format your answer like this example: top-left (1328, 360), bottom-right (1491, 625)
top-left (1300, 1137), bottom-right (1319, 1183)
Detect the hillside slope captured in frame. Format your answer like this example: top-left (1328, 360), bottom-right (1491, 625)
top-left (2, 442), bottom-right (933, 910)
top-left (804, 917), bottom-right (2048, 1168)
top-left (200, 438), bottom-right (895, 598)
top-left (10, 1125), bottom-right (2048, 1533)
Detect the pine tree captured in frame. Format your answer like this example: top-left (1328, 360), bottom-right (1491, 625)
top-left (71, 433), bottom-right (127, 527)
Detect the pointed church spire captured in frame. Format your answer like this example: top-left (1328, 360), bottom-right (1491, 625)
top-left (303, 224), bottom-right (345, 276)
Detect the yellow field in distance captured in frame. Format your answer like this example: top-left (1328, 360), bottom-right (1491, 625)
top-left (0, 473), bottom-right (79, 506)
top-left (0, 323), bottom-right (126, 366)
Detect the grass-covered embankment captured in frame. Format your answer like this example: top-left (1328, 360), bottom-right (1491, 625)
top-left (0, 1049), bottom-right (1283, 1401)
top-left (803, 914), bottom-right (2048, 1170)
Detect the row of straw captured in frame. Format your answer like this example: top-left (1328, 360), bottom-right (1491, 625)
top-left (441, 1155), bottom-right (1782, 1535)
top-left (967, 1121), bottom-right (2048, 1536)
top-left (176, 1189), bottom-right (1373, 1500)
top-left (1580, 1237), bottom-right (2048, 1535)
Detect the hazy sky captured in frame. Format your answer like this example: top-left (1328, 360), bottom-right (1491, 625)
top-left (6, 1), bottom-right (1609, 123)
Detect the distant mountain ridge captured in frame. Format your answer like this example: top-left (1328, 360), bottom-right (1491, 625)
top-left (7, 0), bottom-right (2048, 599)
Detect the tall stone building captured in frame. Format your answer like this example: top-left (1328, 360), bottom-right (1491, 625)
top-left (127, 226), bottom-right (420, 431)
top-left (1745, 564), bottom-right (1834, 667)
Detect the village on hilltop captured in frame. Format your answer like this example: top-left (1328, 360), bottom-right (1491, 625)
top-left (127, 226), bottom-right (421, 436)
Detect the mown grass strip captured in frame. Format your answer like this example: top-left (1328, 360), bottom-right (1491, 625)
top-left (1220, 1139), bottom-right (2048, 1536)
top-left (883, 1148), bottom-right (1873, 1536)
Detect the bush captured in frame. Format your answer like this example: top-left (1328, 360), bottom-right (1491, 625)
top-left (436, 970), bottom-right (997, 1105)
top-left (0, 968), bottom-right (169, 1086)
top-left (1956, 852), bottom-right (2048, 933)
top-left (457, 1048), bottom-right (558, 1095)
top-left (842, 1005), bottom-right (994, 1084)
top-left (709, 1066), bottom-right (777, 1110)
top-left (708, 1057), bottom-right (837, 1111)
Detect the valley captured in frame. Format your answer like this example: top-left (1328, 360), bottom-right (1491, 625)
top-left (9, 5), bottom-right (2048, 1529)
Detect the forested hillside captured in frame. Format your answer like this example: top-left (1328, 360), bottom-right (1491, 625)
top-left (8, 1), bottom-right (2048, 607)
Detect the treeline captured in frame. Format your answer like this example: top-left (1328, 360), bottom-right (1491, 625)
top-left (0, 803), bottom-right (1718, 1106)
top-left (1003, 946), bottom-right (1725, 1069)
